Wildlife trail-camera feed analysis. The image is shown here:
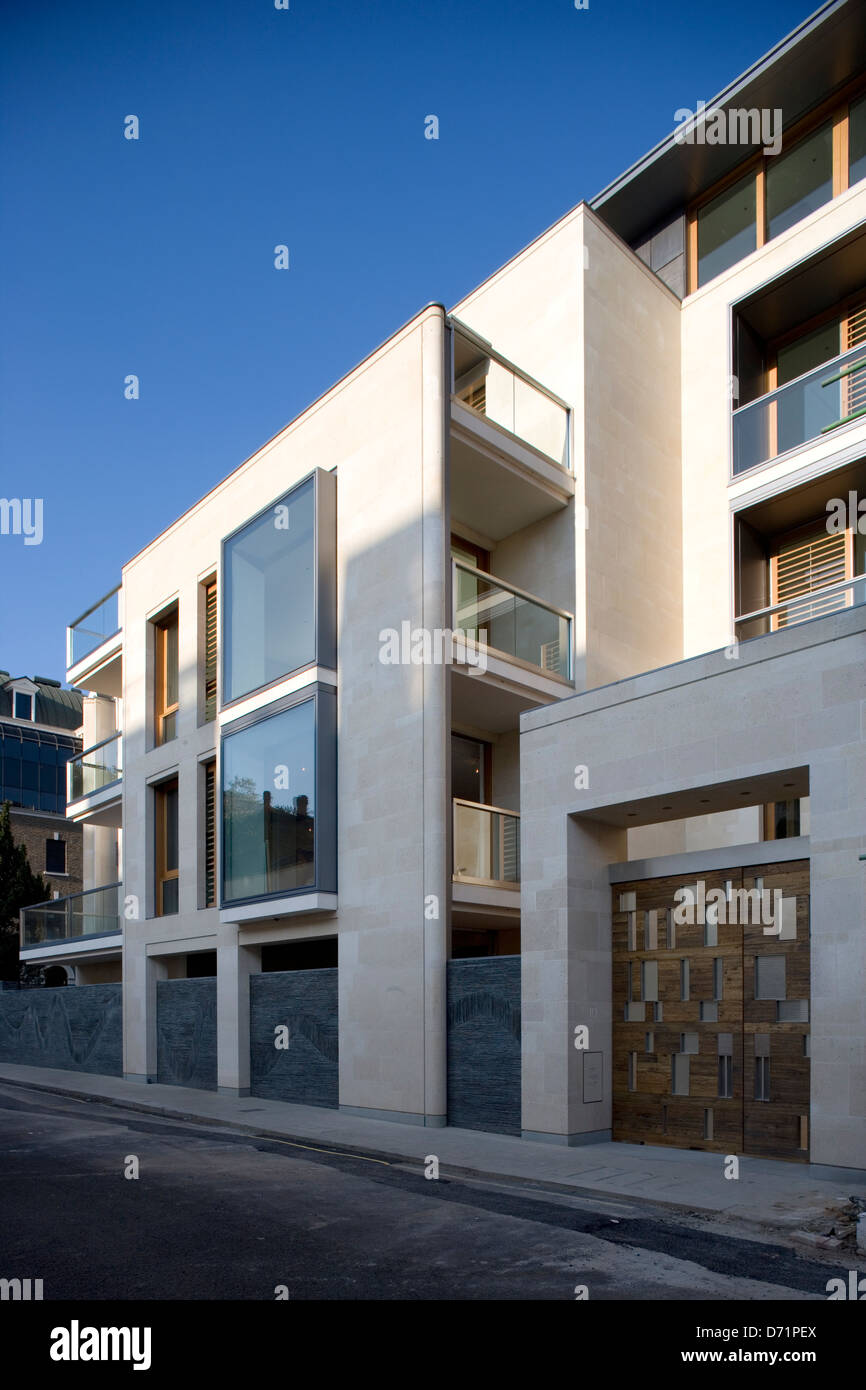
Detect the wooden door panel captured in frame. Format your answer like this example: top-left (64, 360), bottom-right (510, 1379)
top-left (612, 860), bottom-right (810, 1161)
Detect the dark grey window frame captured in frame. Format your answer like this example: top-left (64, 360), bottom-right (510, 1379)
top-left (220, 467), bottom-right (336, 710)
top-left (220, 682), bottom-right (337, 909)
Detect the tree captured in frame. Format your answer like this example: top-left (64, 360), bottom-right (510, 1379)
top-left (0, 801), bottom-right (49, 983)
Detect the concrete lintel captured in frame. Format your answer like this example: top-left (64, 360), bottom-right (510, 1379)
top-left (609, 836), bottom-right (811, 883)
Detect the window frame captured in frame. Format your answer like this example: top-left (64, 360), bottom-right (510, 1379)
top-left (13, 690), bottom-right (35, 722)
top-left (202, 576), bottom-right (217, 724)
top-left (45, 837), bottom-right (67, 875)
top-left (154, 606), bottom-right (179, 747)
top-left (155, 776), bottom-right (179, 917)
top-left (220, 467), bottom-right (336, 710)
top-left (219, 682), bottom-right (337, 909)
top-left (203, 758), bottom-right (217, 909)
top-left (687, 77), bottom-right (866, 294)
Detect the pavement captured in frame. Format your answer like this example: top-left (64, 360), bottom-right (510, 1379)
top-left (0, 1060), bottom-right (863, 1242)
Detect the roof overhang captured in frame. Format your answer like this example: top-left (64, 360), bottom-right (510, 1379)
top-left (590, 0), bottom-right (866, 246)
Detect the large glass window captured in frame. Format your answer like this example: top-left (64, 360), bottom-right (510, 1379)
top-left (697, 172), bottom-right (756, 287)
top-left (851, 94), bottom-right (866, 187)
top-left (766, 122), bottom-right (833, 241)
top-left (223, 478), bottom-right (315, 703)
top-left (222, 700), bottom-right (316, 903)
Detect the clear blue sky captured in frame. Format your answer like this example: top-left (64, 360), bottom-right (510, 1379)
top-left (1, 0), bottom-right (806, 681)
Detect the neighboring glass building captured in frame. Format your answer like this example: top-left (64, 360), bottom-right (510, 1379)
top-left (0, 676), bottom-right (82, 814)
top-left (0, 671), bottom-right (84, 902)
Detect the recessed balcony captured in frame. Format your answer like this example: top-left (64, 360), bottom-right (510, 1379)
top-left (20, 882), bottom-right (122, 955)
top-left (451, 560), bottom-right (572, 726)
top-left (449, 319), bottom-right (573, 541)
top-left (67, 586), bottom-right (122, 696)
top-left (66, 733), bottom-right (122, 827)
top-left (733, 343), bottom-right (866, 476)
top-left (452, 798), bottom-right (521, 921)
top-left (735, 573), bottom-right (866, 641)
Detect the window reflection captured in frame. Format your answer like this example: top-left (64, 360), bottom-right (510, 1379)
top-left (222, 701), bottom-right (316, 902)
top-left (223, 478), bottom-right (315, 703)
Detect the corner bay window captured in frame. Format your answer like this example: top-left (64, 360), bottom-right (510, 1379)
top-left (222, 692), bottom-right (335, 905)
top-left (223, 478), bottom-right (315, 703)
top-left (219, 471), bottom-right (336, 906)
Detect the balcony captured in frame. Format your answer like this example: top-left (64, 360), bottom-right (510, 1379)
top-left (67, 586), bottom-right (122, 696)
top-left (733, 344), bottom-right (866, 476)
top-left (66, 733), bottom-right (122, 827)
top-left (453, 556), bottom-right (571, 673)
top-left (735, 573), bottom-right (866, 641)
top-left (453, 799), bottom-right (520, 890)
top-left (449, 320), bottom-right (573, 541)
top-left (20, 883), bottom-right (122, 953)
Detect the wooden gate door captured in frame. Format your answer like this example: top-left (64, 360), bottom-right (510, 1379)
top-left (612, 860), bottom-right (809, 1161)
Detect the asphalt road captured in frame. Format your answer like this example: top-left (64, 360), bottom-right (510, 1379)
top-left (0, 1081), bottom-right (847, 1301)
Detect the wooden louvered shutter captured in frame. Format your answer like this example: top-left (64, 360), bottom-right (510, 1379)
top-left (204, 581), bottom-right (217, 722)
top-left (205, 760), bottom-right (217, 908)
top-left (842, 300), bottom-right (866, 422)
top-left (771, 526), bottom-right (853, 629)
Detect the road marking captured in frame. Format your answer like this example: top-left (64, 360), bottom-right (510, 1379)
top-left (254, 1135), bottom-right (391, 1166)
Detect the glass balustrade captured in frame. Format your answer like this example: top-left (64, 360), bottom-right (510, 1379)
top-left (733, 344), bottom-right (866, 476)
top-left (68, 734), bottom-right (122, 801)
top-left (21, 883), bottom-right (122, 948)
top-left (452, 799), bottom-right (520, 888)
top-left (67, 587), bottom-right (121, 667)
top-left (453, 561), bottom-right (571, 678)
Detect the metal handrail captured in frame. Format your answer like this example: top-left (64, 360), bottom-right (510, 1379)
top-left (820, 355), bottom-right (866, 388)
top-left (69, 732), bottom-right (122, 761)
top-left (453, 796), bottom-right (520, 820)
top-left (732, 344), bottom-right (866, 415)
top-left (68, 584), bottom-right (121, 634)
top-left (452, 559), bottom-right (574, 622)
top-left (24, 881), bottom-right (122, 914)
top-left (449, 317), bottom-right (571, 411)
top-left (735, 572), bottom-right (865, 627)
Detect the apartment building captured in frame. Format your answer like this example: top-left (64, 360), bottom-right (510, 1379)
top-left (11, 667), bottom-right (120, 986)
top-left (1, 672), bottom-right (85, 983)
top-left (27, 0), bottom-right (865, 1166)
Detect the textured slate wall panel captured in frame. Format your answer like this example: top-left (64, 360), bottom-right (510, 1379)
top-left (447, 957), bottom-right (521, 1135)
top-left (156, 978), bottom-right (217, 1091)
top-left (250, 968), bottom-right (338, 1109)
top-left (0, 984), bottom-right (122, 1075)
